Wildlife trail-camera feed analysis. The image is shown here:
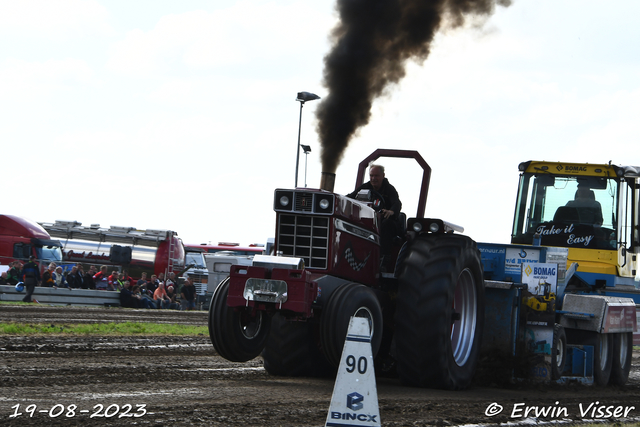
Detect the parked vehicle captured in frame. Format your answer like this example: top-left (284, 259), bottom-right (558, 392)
top-left (204, 252), bottom-right (253, 293)
top-left (185, 242), bottom-right (264, 256)
top-left (184, 247), bottom-right (209, 296)
top-left (482, 160), bottom-right (639, 385)
top-left (40, 220), bottom-right (185, 280)
top-left (0, 214), bottom-right (64, 271)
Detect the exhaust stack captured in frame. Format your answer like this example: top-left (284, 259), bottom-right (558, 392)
top-left (320, 172), bottom-right (336, 193)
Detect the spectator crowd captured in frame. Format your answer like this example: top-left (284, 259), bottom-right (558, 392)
top-left (2, 260), bottom-right (198, 310)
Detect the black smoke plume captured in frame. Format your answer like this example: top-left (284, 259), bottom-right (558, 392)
top-left (316, 0), bottom-right (511, 173)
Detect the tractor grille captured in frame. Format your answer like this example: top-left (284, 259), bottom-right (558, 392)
top-left (295, 192), bottom-right (314, 212)
top-left (277, 214), bottom-right (330, 269)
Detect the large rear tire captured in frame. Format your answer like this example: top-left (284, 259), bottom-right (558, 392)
top-left (320, 283), bottom-right (383, 368)
top-left (610, 332), bottom-right (633, 386)
top-left (262, 313), bottom-right (333, 377)
top-left (395, 234), bottom-right (484, 390)
top-left (208, 277), bottom-right (271, 362)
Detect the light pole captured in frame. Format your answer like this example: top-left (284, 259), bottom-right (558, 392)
top-left (295, 91), bottom-right (320, 188)
top-left (301, 144), bottom-right (311, 187)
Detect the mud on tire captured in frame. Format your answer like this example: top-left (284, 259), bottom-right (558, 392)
top-left (395, 233), bottom-right (484, 390)
top-left (208, 277), bottom-right (271, 362)
top-left (262, 313), bottom-right (333, 377)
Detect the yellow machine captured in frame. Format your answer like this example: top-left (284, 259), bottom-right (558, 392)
top-left (523, 281), bottom-right (556, 312)
top-left (504, 160), bottom-right (639, 385)
top-left (512, 161), bottom-right (640, 290)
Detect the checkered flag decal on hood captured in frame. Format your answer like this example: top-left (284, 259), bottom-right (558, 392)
top-left (344, 244), bottom-right (371, 272)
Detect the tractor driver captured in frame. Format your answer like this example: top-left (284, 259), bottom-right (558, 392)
top-left (347, 164), bottom-right (403, 262)
top-left (565, 187), bottom-right (603, 226)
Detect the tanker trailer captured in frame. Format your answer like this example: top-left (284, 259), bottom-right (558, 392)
top-left (40, 220), bottom-right (185, 280)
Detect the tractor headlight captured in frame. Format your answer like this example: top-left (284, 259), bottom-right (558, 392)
top-left (274, 190), bottom-right (294, 211)
top-left (429, 222), bottom-right (440, 233)
top-left (412, 222), bottom-right (423, 232)
top-left (313, 193), bottom-right (334, 214)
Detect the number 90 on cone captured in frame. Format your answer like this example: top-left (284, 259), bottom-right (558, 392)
top-left (325, 317), bottom-right (381, 427)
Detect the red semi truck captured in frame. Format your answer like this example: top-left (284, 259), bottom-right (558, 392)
top-left (0, 214), bottom-right (64, 269)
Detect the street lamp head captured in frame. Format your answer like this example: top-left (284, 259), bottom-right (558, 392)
top-left (294, 91), bottom-right (319, 187)
top-left (296, 91), bottom-right (320, 103)
top-left (301, 144), bottom-right (312, 154)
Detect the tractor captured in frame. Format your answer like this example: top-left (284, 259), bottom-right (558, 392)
top-left (208, 149), bottom-right (484, 390)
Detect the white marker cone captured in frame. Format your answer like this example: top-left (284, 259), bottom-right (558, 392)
top-left (325, 316), bottom-right (381, 427)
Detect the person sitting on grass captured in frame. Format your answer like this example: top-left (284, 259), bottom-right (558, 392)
top-left (120, 282), bottom-right (155, 309)
top-left (119, 281), bottom-right (140, 308)
top-left (166, 285), bottom-right (180, 310)
top-left (153, 282), bottom-right (171, 309)
top-left (132, 284), bottom-right (156, 309)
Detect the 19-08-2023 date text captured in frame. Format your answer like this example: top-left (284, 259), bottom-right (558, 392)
top-left (9, 403), bottom-right (147, 419)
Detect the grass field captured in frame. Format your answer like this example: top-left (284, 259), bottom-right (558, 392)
top-left (0, 322), bottom-right (208, 336)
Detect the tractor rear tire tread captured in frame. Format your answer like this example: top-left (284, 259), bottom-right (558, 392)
top-left (395, 233), bottom-right (484, 390)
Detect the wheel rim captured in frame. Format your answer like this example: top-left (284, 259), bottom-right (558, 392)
top-left (555, 336), bottom-right (564, 368)
top-left (239, 309), bottom-right (265, 340)
top-left (354, 306), bottom-right (374, 338)
top-left (598, 334), bottom-right (609, 371)
top-left (451, 268), bottom-right (477, 366)
top-left (618, 334), bottom-right (629, 367)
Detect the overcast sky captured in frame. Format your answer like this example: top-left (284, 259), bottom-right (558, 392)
top-left (1, 0), bottom-right (638, 248)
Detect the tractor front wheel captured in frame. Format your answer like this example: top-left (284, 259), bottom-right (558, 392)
top-left (208, 277), bottom-right (271, 362)
top-left (320, 283), bottom-right (383, 368)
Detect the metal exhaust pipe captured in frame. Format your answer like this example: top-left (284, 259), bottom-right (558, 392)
top-left (319, 172), bottom-right (336, 192)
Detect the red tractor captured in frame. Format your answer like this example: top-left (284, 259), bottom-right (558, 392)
top-left (208, 149), bottom-right (484, 390)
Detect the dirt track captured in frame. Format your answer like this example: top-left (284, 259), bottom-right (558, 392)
top-left (2, 305), bottom-right (640, 426)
